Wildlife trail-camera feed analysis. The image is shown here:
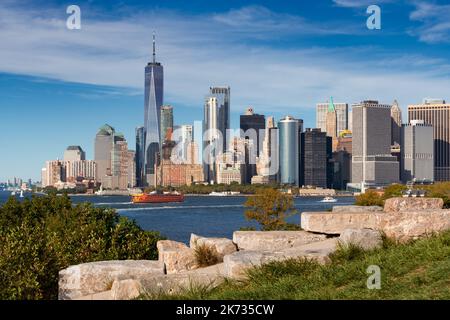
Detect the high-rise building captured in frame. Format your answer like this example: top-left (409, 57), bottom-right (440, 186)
top-left (391, 100), bottom-right (402, 146)
top-left (209, 86), bottom-right (230, 154)
top-left (65, 160), bottom-right (97, 182)
top-left (408, 100), bottom-right (450, 181)
top-left (127, 150), bottom-right (136, 188)
top-left (400, 120), bottom-right (434, 183)
top-left (95, 124), bottom-right (115, 181)
top-left (278, 116), bottom-right (301, 186)
top-left (351, 101), bottom-right (400, 190)
top-left (215, 148), bottom-right (244, 185)
top-left (41, 160), bottom-right (66, 187)
top-left (316, 100), bottom-right (348, 136)
top-left (203, 96), bottom-right (220, 183)
top-left (160, 105), bottom-right (173, 142)
top-left (300, 128), bottom-right (330, 188)
top-left (144, 33), bottom-right (164, 186)
top-left (135, 126), bottom-right (146, 187)
top-left (240, 107), bottom-right (265, 156)
top-left (252, 116), bottom-right (278, 184)
top-left (64, 146), bottom-right (86, 161)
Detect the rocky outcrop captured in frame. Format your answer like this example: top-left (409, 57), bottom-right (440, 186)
top-left (339, 228), bottom-right (382, 250)
top-left (157, 240), bottom-right (197, 274)
top-left (379, 210), bottom-right (450, 242)
top-left (301, 211), bottom-right (380, 235)
top-left (190, 234), bottom-right (237, 261)
top-left (332, 205), bottom-right (383, 213)
top-left (384, 197), bottom-right (444, 212)
top-left (58, 260), bottom-right (164, 300)
top-left (224, 239), bottom-right (337, 279)
top-left (111, 279), bottom-right (142, 300)
top-left (232, 231), bottom-right (327, 251)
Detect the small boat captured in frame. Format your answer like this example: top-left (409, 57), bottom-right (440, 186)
top-left (131, 191), bottom-right (184, 204)
top-left (209, 191), bottom-right (241, 196)
top-left (11, 191), bottom-right (16, 196)
top-left (320, 196), bottom-right (337, 203)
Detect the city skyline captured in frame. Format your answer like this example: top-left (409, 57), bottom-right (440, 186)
top-left (2, 0), bottom-right (450, 181)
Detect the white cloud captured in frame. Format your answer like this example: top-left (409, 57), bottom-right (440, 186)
top-left (409, 1), bottom-right (450, 43)
top-left (332, 0), bottom-right (393, 8)
top-left (0, 1), bottom-right (449, 116)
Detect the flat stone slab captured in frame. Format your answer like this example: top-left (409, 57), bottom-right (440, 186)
top-left (190, 234), bottom-right (237, 261)
top-left (157, 240), bottom-right (197, 274)
top-left (224, 239), bottom-right (337, 280)
top-left (301, 211), bottom-right (380, 235)
top-left (339, 228), bottom-right (382, 250)
top-left (333, 205), bottom-right (383, 213)
top-left (379, 210), bottom-right (450, 242)
top-left (384, 197), bottom-right (444, 212)
top-left (232, 231), bottom-right (327, 251)
top-left (58, 260), bottom-right (164, 300)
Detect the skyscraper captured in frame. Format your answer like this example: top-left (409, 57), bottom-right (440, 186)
top-left (351, 101), bottom-right (399, 191)
top-left (301, 128), bottom-right (330, 188)
top-left (391, 100), bottom-right (402, 146)
top-left (278, 116), bottom-right (301, 186)
top-left (95, 124), bottom-right (115, 181)
top-left (64, 146), bottom-right (86, 162)
top-left (160, 105), bottom-right (174, 142)
top-left (144, 33), bottom-right (164, 186)
top-left (135, 126), bottom-right (145, 187)
top-left (408, 99), bottom-right (450, 181)
top-left (209, 86), bottom-right (230, 153)
top-left (203, 96), bottom-right (220, 183)
top-left (400, 120), bottom-right (434, 183)
top-left (316, 100), bottom-right (348, 136)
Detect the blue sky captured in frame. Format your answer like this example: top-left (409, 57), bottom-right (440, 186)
top-left (1, 0), bottom-right (450, 181)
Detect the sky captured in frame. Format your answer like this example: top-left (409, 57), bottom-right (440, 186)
top-left (1, 0), bottom-right (450, 181)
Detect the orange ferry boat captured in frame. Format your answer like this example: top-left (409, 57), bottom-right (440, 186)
top-left (131, 191), bottom-right (184, 204)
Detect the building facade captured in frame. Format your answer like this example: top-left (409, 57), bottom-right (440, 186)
top-left (203, 96), bottom-right (220, 183)
top-left (64, 146), bottom-right (86, 162)
top-left (316, 100), bottom-right (348, 136)
top-left (209, 86), bottom-right (230, 154)
top-left (400, 120), bottom-right (434, 183)
top-left (351, 101), bottom-right (400, 190)
top-left (391, 100), bottom-right (402, 146)
top-left (301, 128), bottom-right (330, 188)
top-left (144, 34), bottom-right (164, 186)
top-left (215, 151), bottom-right (244, 185)
top-left (160, 105), bottom-right (173, 142)
top-left (408, 100), bottom-right (450, 181)
top-left (278, 116), bottom-right (301, 186)
top-left (135, 126), bottom-right (146, 187)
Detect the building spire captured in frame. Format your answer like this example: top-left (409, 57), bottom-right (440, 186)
top-left (152, 31), bottom-right (156, 63)
top-left (328, 96), bottom-right (336, 112)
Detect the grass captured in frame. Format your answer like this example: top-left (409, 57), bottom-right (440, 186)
top-left (194, 243), bottom-right (220, 268)
top-left (146, 230), bottom-right (450, 300)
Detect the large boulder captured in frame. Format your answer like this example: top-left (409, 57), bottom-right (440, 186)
top-left (339, 228), bottom-right (383, 250)
top-left (190, 234), bottom-right (237, 261)
top-left (223, 239), bottom-right (337, 280)
top-left (111, 279), bottom-right (142, 300)
top-left (301, 211), bottom-right (380, 235)
top-left (384, 197), bottom-right (444, 213)
top-left (232, 231), bottom-right (327, 251)
top-left (157, 240), bottom-right (197, 274)
top-left (333, 205), bottom-right (383, 213)
top-left (379, 209), bottom-right (450, 242)
top-left (58, 260), bottom-right (164, 300)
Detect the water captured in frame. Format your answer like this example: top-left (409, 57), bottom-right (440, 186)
top-left (0, 191), bottom-right (355, 243)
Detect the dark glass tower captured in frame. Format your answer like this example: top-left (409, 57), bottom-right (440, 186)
top-left (135, 126), bottom-right (145, 187)
top-left (144, 33), bottom-right (164, 185)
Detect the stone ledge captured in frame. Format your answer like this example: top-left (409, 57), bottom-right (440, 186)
top-left (384, 197), bottom-right (444, 212)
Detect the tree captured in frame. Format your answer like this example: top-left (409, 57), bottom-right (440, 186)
top-left (354, 190), bottom-right (384, 207)
top-left (244, 189), bottom-right (298, 231)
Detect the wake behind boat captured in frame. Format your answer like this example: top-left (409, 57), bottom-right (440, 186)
top-left (131, 190), bottom-right (184, 204)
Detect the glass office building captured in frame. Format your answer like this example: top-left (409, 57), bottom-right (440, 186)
top-left (144, 34), bottom-right (164, 185)
top-left (135, 126), bottom-right (146, 187)
top-left (278, 116), bottom-right (301, 186)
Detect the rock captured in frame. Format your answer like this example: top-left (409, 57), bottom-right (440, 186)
top-left (139, 263), bottom-right (226, 295)
top-left (190, 234), bottom-right (237, 261)
top-left (223, 239), bottom-right (337, 280)
top-left (73, 290), bottom-right (113, 300)
top-left (157, 240), bottom-right (188, 261)
top-left (384, 197), bottom-right (444, 212)
top-left (379, 209), bottom-right (450, 242)
top-left (232, 231), bottom-right (327, 251)
top-left (339, 229), bottom-right (383, 250)
top-left (301, 211), bottom-right (380, 235)
top-left (333, 205), bottom-right (383, 213)
top-left (111, 279), bottom-right (142, 300)
top-left (58, 260), bottom-right (164, 300)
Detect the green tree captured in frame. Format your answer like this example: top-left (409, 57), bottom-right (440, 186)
top-left (383, 184), bottom-right (407, 199)
top-left (0, 194), bottom-right (164, 300)
top-left (354, 190), bottom-right (384, 207)
top-left (244, 189), bottom-right (298, 231)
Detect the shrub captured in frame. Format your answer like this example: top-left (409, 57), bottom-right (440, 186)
top-left (194, 243), bottom-right (220, 268)
top-left (354, 190), bottom-right (384, 207)
top-left (0, 194), bottom-right (164, 300)
top-left (244, 189), bottom-right (297, 231)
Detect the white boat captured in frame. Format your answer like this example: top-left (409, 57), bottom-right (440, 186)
top-left (320, 196), bottom-right (337, 203)
top-left (11, 191), bottom-right (16, 196)
top-left (209, 191), bottom-right (228, 196)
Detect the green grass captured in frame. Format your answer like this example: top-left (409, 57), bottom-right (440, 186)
top-left (146, 230), bottom-right (450, 300)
